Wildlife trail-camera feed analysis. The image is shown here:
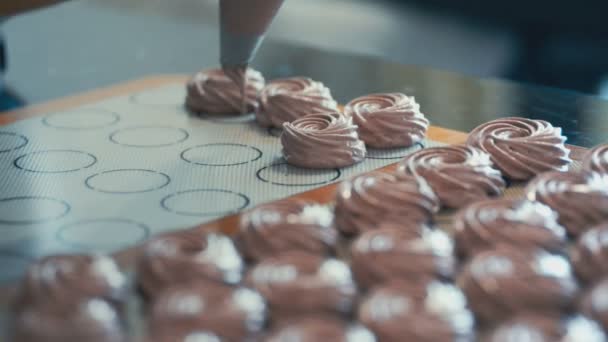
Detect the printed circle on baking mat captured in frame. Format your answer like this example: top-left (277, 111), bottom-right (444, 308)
top-left (43, 109), bottom-right (120, 129)
top-left (14, 150), bottom-right (97, 173)
top-left (57, 218), bottom-right (150, 251)
top-left (366, 142), bottom-right (425, 160)
top-left (181, 143), bottom-right (262, 166)
top-left (0, 196), bottom-right (70, 224)
top-left (85, 169), bottom-right (170, 194)
top-left (0, 252), bottom-right (32, 283)
top-left (196, 113), bottom-right (255, 124)
top-left (256, 162), bottom-right (341, 186)
top-left (130, 86), bottom-right (184, 106)
top-left (161, 189), bottom-right (250, 217)
top-left (0, 132), bottom-right (28, 153)
top-left (110, 126), bottom-right (189, 147)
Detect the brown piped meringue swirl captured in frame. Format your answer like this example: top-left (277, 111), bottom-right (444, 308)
top-left (344, 93), bottom-right (429, 148)
top-left (185, 68), bottom-right (265, 114)
top-left (256, 77), bottom-right (338, 128)
top-left (334, 172), bottom-right (439, 236)
top-left (358, 281), bottom-right (472, 342)
top-left (583, 144), bottom-right (608, 174)
top-left (137, 231), bottom-right (244, 300)
top-left (265, 318), bottom-right (375, 342)
top-left (149, 283), bottom-right (266, 341)
top-left (281, 112), bottom-right (366, 168)
top-left (480, 314), bottom-right (606, 342)
top-left (12, 298), bottom-right (124, 342)
top-left (571, 223), bottom-right (608, 285)
top-left (453, 198), bottom-right (567, 259)
top-left (152, 330), bottom-right (222, 342)
top-left (457, 247), bottom-right (578, 323)
top-left (466, 117), bottom-right (572, 180)
top-left (350, 227), bottom-right (455, 290)
top-left (14, 254), bottom-right (127, 310)
top-left (237, 199), bottom-right (337, 261)
top-left (525, 171), bottom-right (608, 236)
top-left (245, 252), bottom-right (356, 321)
top-left (396, 145), bottom-right (506, 208)
top-left (222, 64), bottom-right (249, 114)
top-left (580, 277), bottom-right (608, 332)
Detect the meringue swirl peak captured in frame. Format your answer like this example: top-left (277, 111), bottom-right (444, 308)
top-left (344, 92), bottom-right (429, 148)
top-left (583, 143), bottom-right (608, 174)
top-left (453, 198), bottom-right (567, 258)
top-left (238, 199), bottom-right (337, 261)
top-left (185, 67), bottom-right (265, 114)
top-left (256, 77), bottom-right (338, 128)
top-left (457, 247), bottom-right (578, 323)
top-left (397, 145), bottom-right (505, 208)
top-left (358, 281), bottom-right (473, 341)
top-left (350, 227), bottom-right (455, 290)
top-left (149, 283), bottom-right (266, 341)
top-left (15, 254), bottom-right (127, 310)
top-left (580, 277), bottom-right (608, 332)
top-left (137, 231), bottom-right (244, 299)
top-left (571, 223), bottom-right (608, 284)
top-left (334, 171), bottom-right (438, 236)
top-left (12, 298), bottom-right (124, 342)
top-left (281, 111), bottom-right (366, 169)
top-left (246, 252), bottom-right (356, 321)
top-left (525, 171), bottom-right (608, 236)
top-left (266, 318), bottom-right (375, 342)
top-left (467, 117), bottom-right (572, 180)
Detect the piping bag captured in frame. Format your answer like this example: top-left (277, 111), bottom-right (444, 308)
top-left (220, 0), bottom-right (285, 113)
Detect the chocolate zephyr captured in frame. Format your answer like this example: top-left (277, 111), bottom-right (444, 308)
top-left (397, 145), bottom-right (505, 208)
top-left (334, 172), bottom-right (439, 237)
top-left (571, 223), bottom-right (608, 284)
top-left (467, 117), bottom-right (572, 180)
top-left (245, 252), bottom-right (356, 322)
top-left (151, 331), bottom-right (223, 342)
top-left (137, 231), bottom-right (244, 300)
top-left (11, 298), bottom-right (124, 342)
top-left (148, 283), bottom-right (266, 342)
top-left (343, 93), bottom-right (429, 148)
top-left (457, 247), bottom-right (578, 323)
top-left (264, 317), bottom-right (375, 342)
top-left (580, 277), bottom-right (608, 332)
top-left (480, 313), bottom-right (606, 342)
top-left (237, 199), bottom-right (337, 261)
top-left (185, 68), bottom-right (265, 114)
top-left (358, 281), bottom-right (473, 342)
top-left (256, 77), bottom-right (338, 128)
top-left (281, 112), bottom-right (366, 169)
top-left (453, 198), bottom-right (567, 259)
top-left (583, 143), bottom-right (608, 174)
top-left (14, 254), bottom-right (127, 311)
top-left (350, 227), bottom-right (454, 290)
top-left (526, 171), bottom-right (608, 236)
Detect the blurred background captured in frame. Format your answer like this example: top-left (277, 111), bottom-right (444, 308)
top-left (0, 0), bottom-right (607, 144)
top-left (4, 0), bottom-right (608, 102)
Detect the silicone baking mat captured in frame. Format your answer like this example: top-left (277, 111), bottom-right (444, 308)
top-left (0, 82), bottom-right (446, 283)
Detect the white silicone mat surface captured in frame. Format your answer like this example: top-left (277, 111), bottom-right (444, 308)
top-left (0, 82), bottom-right (444, 283)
